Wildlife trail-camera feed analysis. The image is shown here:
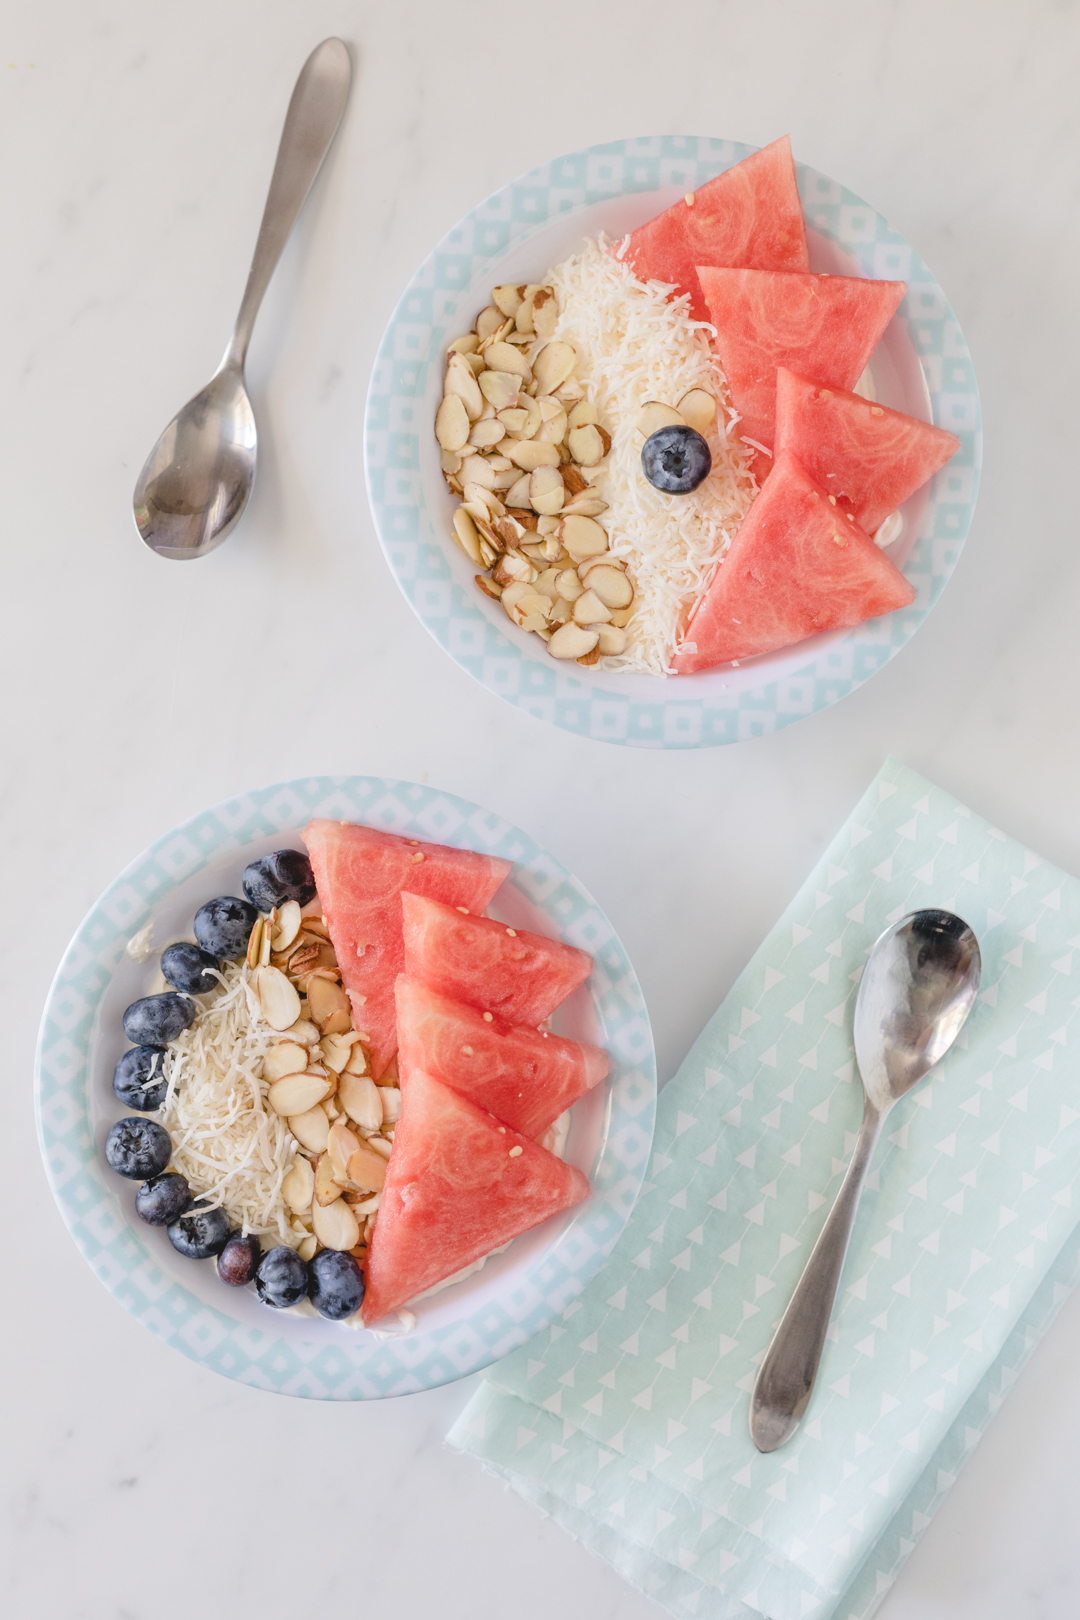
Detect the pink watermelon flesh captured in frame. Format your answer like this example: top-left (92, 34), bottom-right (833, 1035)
top-left (774, 368), bottom-right (960, 536)
top-left (696, 267), bottom-right (907, 457)
top-left (362, 1067), bottom-right (590, 1324)
top-left (623, 136), bottom-right (810, 321)
top-left (400, 892), bottom-right (593, 1026)
top-left (673, 449), bottom-right (916, 673)
top-left (396, 975), bottom-right (607, 1139)
top-left (302, 820), bottom-right (511, 1079)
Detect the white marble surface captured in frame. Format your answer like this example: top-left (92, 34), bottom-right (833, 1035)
top-left (4, 0), bottom-right (1080, 1614)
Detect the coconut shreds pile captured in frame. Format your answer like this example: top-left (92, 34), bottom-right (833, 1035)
top-left (546, 236), bottom-right (759, 676)
top-left (160, 963), bottom-right (300, 1247)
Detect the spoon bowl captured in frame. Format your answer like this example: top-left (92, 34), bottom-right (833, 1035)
top-left (749, 908), bottom-right (981, 1452)
top-left (133, 365), bottom-right (256, 560)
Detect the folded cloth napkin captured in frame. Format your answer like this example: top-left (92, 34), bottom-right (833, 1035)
top-left (451, 759), bottom-right (1080, 1620)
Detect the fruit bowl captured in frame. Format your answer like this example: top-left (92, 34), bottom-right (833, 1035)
top-left (35, 778), bottom-right (656, 1400)
top-left (364, 135), bottom-right (981, 748)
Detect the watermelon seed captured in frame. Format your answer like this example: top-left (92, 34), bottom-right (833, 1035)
top-left (410, 852), bottom-right (425, 863)
top-left (505, 928), bottom-right (517, 936)
top-left (684, 192), bottom-right (695, 206)
top-left (508, 1146), bottom-right (523, 1158)
top-left (482, 1013), bottom-right (494, 1023)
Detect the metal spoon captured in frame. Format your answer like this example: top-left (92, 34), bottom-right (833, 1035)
top-left (749, 909), bottom-right (981, 1453)
top-left (133, 38), bottom-right (351, 560)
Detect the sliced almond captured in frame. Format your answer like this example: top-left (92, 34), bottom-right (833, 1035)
top-left (435, 393), bottom-right (470, 452)
top-left (532, 566), bottom-right (564, 602)
top-left (597, 624), bottom-right (628, 655)
top-left (558, 514), bottom-right (608, 563)
top-left (536, 405), bottom-right (568, 445)
top-left (319, 1031), bottom-right (360, 1073)
top-left (312, 1195), bottom-right (360, 1252)
top-left (577, 645), bottom-right (601, 666)
top-left (536, 514), bottom-right (562, 535)
top-left (245, 917), bottom-right (265, 971)
top-left (296, 1233), bottom-right (318, 1262)
top-left (301, 914), bottom-right (330, 939)
top-left (338, 1073), bottom-right (383, 1133)
top-left (306, 977), bottom-right (352, 1035)
top-left (284, 1018), bottom-right (321, 1047)
top-left (314, 1148), bottom-right (341, 1206)
top-left (347, 1142), bottom-right (389, 1192)
top-left (444, 352), bottom-right (484, 420)
top-left (468, 418), bottom-right (506, 450)
top-left (253, 965), bottom-right (301, 1031)
top-left (343, 1043), bottom-right (369, 1076)
top-left (514, 284), bottom-right (541, 334)
top-left (676, 388), bottom-right (716, 435)
top-left (287, 1105), bottom-right (331, 1153)
top-left (555, 377), bottom-right (585, 403)
top-left (270, 900), bottom-right (302, 955)
top-left (637, 401), bottom-right (685, 436)
top-left (440, 449), bottom-right (462, 477)
top-left (281, 1155), bottom-right (315, 1213)
top-left (451, 507), bottom-right (483, 565)
top-left (532, 341), bottom-right (576, 395)
top-left (365, 1135), bottom-right (393, 1160)
top-left (463, 353), bottom-right (485, 377)
top-left (531, 287), bottom-right (558, 340)
top-left (499, 580), bottom-right (531, 620)
top-left (567, 399), bottom-right (598, 430)
top-left (458, 454), bottom-right (497, 490)
top-left (583, 563), bottom-right (634, 610)
top-left (609, 603), bottom-right (635, 628)
top-left (505, 439), bottom-right (560, 472)
top-left (328, 1119), bottom-right (363, 1184)
top-left (555, 567), bottom-right (584, 602)
top-left (477, 370), bottom-right (520, 411)
top-left (504, 474), bottom-right (534, 509)
top-left (492, 283), bottom-right (525, 318)
top-left (567, 424), bottom-right (605, 466)
top-left (378, 1087), bottom-right (402, 1126)
top-left (268, 1070), bottom-right (332, 1117)
top-left (561, 494), bottom-right (608, 518)
top-left (475, 575), bottom-right (501, 602)
top-left (547, 622), bottom-right (600, 660)
top-left (501, 393), bottom-right (542, 440)
top-left (475, 305), bottom-right (505, 341)
top-left (492, 550), bottom-right (535, 587)
top-left (263, 1041), bottom-right (309, 1082)
top-left (464, 483), bottom-right (505, 519)
top-left (529, 464), bottom-right (565, 515)
top-left (448, 332), bottom-right (479, 355)
top-left (484, 341), bottom-right (531, 381)
top-left (504, 589), bottom-right (552, 631)
top-left (497, 407), bottom-right (529, 435)
top-left (572, 588), bottom-right (612, 626)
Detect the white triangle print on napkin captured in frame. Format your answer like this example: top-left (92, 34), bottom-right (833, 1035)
top-left (451, 760), bottom-right (1080, 1620)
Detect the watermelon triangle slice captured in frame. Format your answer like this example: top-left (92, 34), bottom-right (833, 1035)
top-left (672, 449), bottom-right (916, 673)
top-left (396, 976), bottom-right (607, 1138)
top-left (361, 1068), bottom-right (590, 1324)
top-left (400, 892), bottom-right (593, 1026)
top-left (774, 368), bottom-right (960, 536)
top-left (622, 136), bottom-right (810, 321)
top-left (302, 821), bottom-right (511, 1078)
top-left (696, 267), bottom-right (907, 455)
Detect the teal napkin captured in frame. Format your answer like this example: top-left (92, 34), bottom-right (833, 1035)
top-left (451, 760), bottom-right (1080, 1620)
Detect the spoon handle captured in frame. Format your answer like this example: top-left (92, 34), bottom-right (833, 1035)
top-left (749, 1097), bottom-right (884, 1452)
top-left (225, 38), bottom-right (351, 368)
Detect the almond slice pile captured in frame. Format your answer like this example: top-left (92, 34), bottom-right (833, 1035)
top-left (248, 905), bottom-right (399, 1271)
top-left (437, 283), bottom-right (637, 666)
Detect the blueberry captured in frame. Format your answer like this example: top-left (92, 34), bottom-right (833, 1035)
top-left (193, 896), bottom-right (258, 959)
top-left (161, 941), bottom-right (221, 995)
top-left (641, 424), bottom-right (712, 494)
top-left (122, 992), bottom-right (195, 1047)
top-left (242, 850), bottom-right (317, 912)
top-left (167, 1202), bottom-right (231, 1259)
top-left (254, 1245), bottom-right (309, 1309)
top-left (217, 1233), bottom-right (261, 1287)
top-left (113, 1046), bottom-right (168, 1111)
top-left (307, 1249), bottom-right (365, 1321)
top-left (135, 1171), bottom-right (191, 1226)
top-left (105, 1117), bottom-right (172, 1180)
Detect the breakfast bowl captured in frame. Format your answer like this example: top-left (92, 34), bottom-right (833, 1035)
top-left (35, 777), bottom-right (656, 1399)
top-left (364, 135), bottom-right (981, 748)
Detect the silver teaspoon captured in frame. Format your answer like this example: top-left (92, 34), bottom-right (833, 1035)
top-left (133, 38), bottom-right (351, 560)
top-left (749, 908), bottom-right (981, 1453)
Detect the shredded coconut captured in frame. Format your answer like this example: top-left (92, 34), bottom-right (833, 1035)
top-left (159, 963), bottom-right (301, 1247)
top-left (547, 237), bottom-right (758, 676)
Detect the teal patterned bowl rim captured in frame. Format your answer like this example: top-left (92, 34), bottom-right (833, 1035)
top-left (364, 136), bottom-right (981, 748)
top-left (34, 777), bottom-right (656, 1400)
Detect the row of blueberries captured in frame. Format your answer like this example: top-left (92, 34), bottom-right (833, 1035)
top-left (104, 848), bottom-right (366, 1322)
top-left (113, 849), bottom-right (317, 1112)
